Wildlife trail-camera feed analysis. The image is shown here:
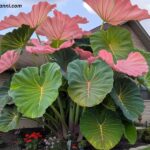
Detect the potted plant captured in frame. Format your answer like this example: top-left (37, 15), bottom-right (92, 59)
top-left (0, 0), bottom-right (150, 149)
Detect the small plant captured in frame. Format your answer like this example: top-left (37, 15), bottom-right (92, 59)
top-left (142, 128), bottom-right (150, 143)
top-left (43, 136), bottom-right (67, 150)
top-left (21, 132), bottom-right (43, 150)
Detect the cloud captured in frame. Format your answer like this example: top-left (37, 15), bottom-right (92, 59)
top-left (83, 2), bottom-right (96, 14)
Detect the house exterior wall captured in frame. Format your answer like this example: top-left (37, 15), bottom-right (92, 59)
top-left (122, 24), bottom-right (147, 50)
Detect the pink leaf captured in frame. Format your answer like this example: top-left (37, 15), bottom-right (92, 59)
top-left (115, 52), bottom-right (149, 77)
top-left (98, 50), bottom-right (148, 77)
top-left (98, 50), bottom-right (114, 68)
top-left (87, 56), bottom-right (98, 64)
top-left (84, 0), bottom-right (150, 25)
top-left (74, 47), bottom-right (93, 59)
top-left (37, 10), bottom-right (89, 41)
top-left (0, 2), bottom-right (56, 30)
top-left (0, 50), bottom-right (19, 73)
top-left (26, 39), bottom-right (75, 54)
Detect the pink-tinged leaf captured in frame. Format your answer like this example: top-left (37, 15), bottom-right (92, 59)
top-left (74, 47), bottom-right (93, 59)
top-left (37, 10), bottom-right (89, 41)
top-left (98, 50), bottom-right (114, 68)
top-left (115, 52), bottom-right (149, 77)
top-left (26, 45), bottom-right (55, 54)
top-left (97, 50), bottom-right (148, 77)
top-left (0, 50), bottom-right (19, 73)
top-left (87, 56), bottom-right (98, 64)
top-left (84, 0), bottom-right (150, 25)
top-left (26, 39), bottom-right (74, 54)
top-left (59, 40), bottom-right (75, 49)
top-left (0, 2), bottom-right (56, 30)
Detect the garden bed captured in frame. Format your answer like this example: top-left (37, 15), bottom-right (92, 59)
top-left (0, 128), bottom-right (150, 150)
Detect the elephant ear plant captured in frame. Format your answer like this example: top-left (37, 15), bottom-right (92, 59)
top-left (0, 0), bottom-right (150, 149)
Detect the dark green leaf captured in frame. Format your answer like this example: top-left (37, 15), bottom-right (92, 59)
top-left (0, 106), bottom-right (20, 132)
top-left (111, 78), bottom-right (144, 121)
top-left (144, 72), bottom-right (150, 91)
top-left (102, 95), bottom-right (116, 111)
top-left (52, 48), bottom-right (78, 72)
top-left (0, 80), bottom-right (12, 110)
top-left (124, 121), bottom-right (137, 144)
top-left (0, 25), bottom-right (34, 55)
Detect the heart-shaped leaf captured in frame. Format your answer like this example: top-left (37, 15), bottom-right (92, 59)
top-left (124, 121), bottom-right (137, 144)
top-left (9, 63), bottom-right (62, 118)
top-left (111, 78), bottom-right (144, 121)
top-left (0, 25), bottom-right (34, 55)
top-left (80, 108), bottom-right (123, 150)
top-left (0, 106), bottom-right (20, 132)
top-left (67, 59), bottom-right (114, 107)
top-left (90, 26), bottom-right (134, 60)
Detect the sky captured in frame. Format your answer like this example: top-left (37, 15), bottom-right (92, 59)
top-left (0, 0), bottom-right (149, 35)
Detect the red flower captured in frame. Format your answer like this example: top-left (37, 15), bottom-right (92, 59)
top-left (26, 139), bottom-right (32, 143)
top-left (25, 134), bottom-right (29, 137)
top-left (28, 132), bottom-right (42, 139)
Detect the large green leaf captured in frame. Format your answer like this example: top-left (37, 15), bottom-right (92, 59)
top-left (111, 78), bottom-right (144, 121)
top-left (67, 59), bottom-right (114, 107)
top-left (80, 109), bottom-right (123, 150)
top-left (9, 63), bottom-right (62, 118)
top-left (0, 25), bottom-right (34, 55)
top-left (124, 121), bottom-right (137, 144)
top-left (0, 106), bottom-right (20, 132)
top-left (90, 26), bottom-right (134, 60)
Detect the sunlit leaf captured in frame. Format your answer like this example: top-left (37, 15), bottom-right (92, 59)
top-left (9, 63), bottom-right (62, 118)
top-left (90, 26), bottom-right (134, 60)
top-left (80, 108), bottom-right (123, 150)
top-left (67, 59), bottom-right (114, 107)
